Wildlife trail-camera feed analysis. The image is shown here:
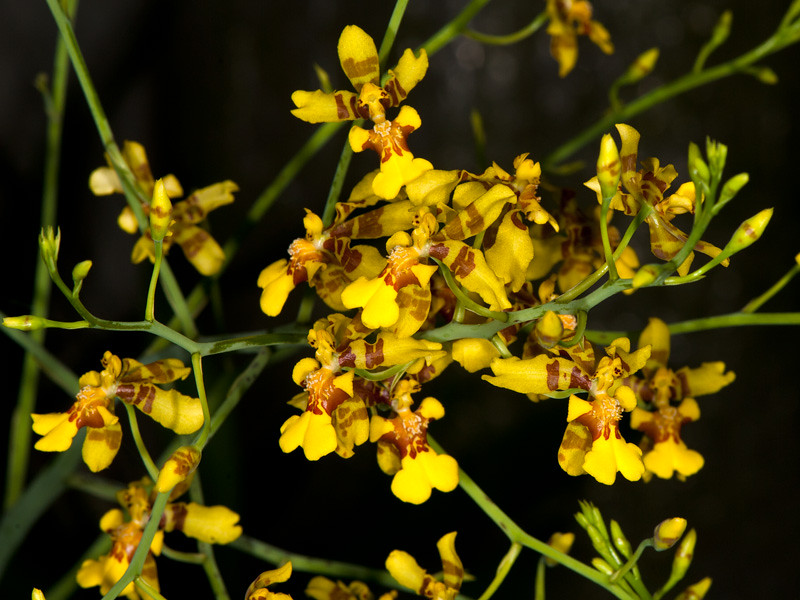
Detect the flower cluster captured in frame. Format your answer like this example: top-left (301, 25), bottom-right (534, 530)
top-left (31, 351), bottom-right (203, 472)
top-left (77, 477), bottom-right (241, 599)
top-left (90, 140), bottom-right (237, 275)
top-left (258, 23), bottom-right (742, 497)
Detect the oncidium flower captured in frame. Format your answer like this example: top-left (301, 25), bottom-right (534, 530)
top-left (291, 25), bottom-right (432, 199)
top-left (629, 318), bottom-right (735, 480)
top-left (89, 140), bottom-right (237, 276)
top-left (77, 478), bottom-right (241, 598)
top-left (370, 380), bottom-right (458, 504)
top-left (584, 124), bottom-right (726, 275)
top-left (546, 0), bottom-right (614, 77)
top-left (483, 337), bottom-right (650, 484)
top-left (385, 531), bottom-right (464, 599)
top-left (31, 351), bottom-right (203, 472)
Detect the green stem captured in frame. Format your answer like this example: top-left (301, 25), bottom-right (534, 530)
top-left (123, 402), bottom-right (158, 480)
top-left (741, 261), bottom-right (800, 313)
top-left (190, 474), bottom-right (231, 600)
top-left (476, 542), bottom-right (522, 600)
top-left (543, 6), bottom-right (800, 170)
top-left (428, 436), bottom-right (634, 600)
top-left (378, 0), bottom-right (411, 69)
top-left (465, 10), bottom-right (547, 45)
top-left (100, 492), bottom-right (169, 600)
top-left (5, 0), bottom-right (77, 511)
top-left (599, 195), bottom-right (618, 281)
top-left (134, 578), bottom-right (168, 600)
top-left (421, 0), bottom-right (493, 56)
top-left (231, 535), bottom-right (399, 589)
top-left (191, 353), bottom-right (212, 450)
top-left (320, 137), bottom-right (356, 228)
top-left (433, 258), bottom-right (509, 322)
top-left (610, 539), bottom-right (652, 585)
top-left (145, 241), bottom-right (164, 322)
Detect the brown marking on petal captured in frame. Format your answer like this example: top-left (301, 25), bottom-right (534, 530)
top-left (335, 240), bottom-right (364, 274)
top-left (620, 152), bottom-right (637, 174)
top-left (447, 245), bottom-right (476, 279)
top-left (510, 210), bottom-right (527, 230)
top-left (341, 57), bottom-right (380, 88)
top-left (330, 218), bottom-right (354, 238)
top-left (164, 503), bottom-right (188, 532)
top-left (364, 337), bottom-right (386, 369)
top-left (384, 77), bottom-right (407, 107)
top-left (442, 558), bottom-right (464, 587)
top-left (334, 93), bottom-right (352, 120)
top-left (85, 427), bottom-right (121, 451)
top-left (428, 243), bottom-right (449, 261)
top-left (569, 365), bottom-right (591, 390)
top-left (352, 206), bottom-right (386, 238)
top-left (546, 360), bottom-right (561, 391)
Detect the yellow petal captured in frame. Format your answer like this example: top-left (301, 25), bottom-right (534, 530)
top-left (386, 550), bottom-right (427, 593)
top-left (82, 423), bottom-right (123, 472)
top-left (164, 502), bottom-right (242, 544)
top-left (32, 414), bottom-right (79, 452)
top-left (452, 338), bottom-right (500, 373)
top-left (279, 411), bottom-right (337, 461)
top-left (89, 167), bottom-right (122, 196)
top-left (384, 48), bottom-right (429, 106)
top-left (338, 25), bottom-right (379, 91)
top-left (291, 89), bottom-right (359, 123)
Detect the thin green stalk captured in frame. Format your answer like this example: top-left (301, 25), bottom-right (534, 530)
top-left (207, 348), bottom-right (272, 442)
top-left (190, 474), bottom-right (231, 600)
top-left (5, 0), bottom-right (77, 510)
top-left (145, 241), bottom-right (164, 322)
top-left (191, 353), bottom-right (212, 450)
top-left (231, 535), bottom-right (399, 589)
top-left (44, 0), bottom-right (197, 338)
top-left (134, 578), bottom-right (168, 600)
top-left (320, 139), bottom-right (357, 228)
top-left (100, 491), bottom-right (169, 600)
top-left (742, 261), bottom-right (800, 313)
top-left (377, 0), bottom-right (411, 68)
top-left (534, 557), bottom-right (546, 600)
top-left (433, 258), bottom-right (509, 322)
top-left (465, 11), bottom-right (547, 45)
top-left (123, 402), bottom-right (158, 480)
top-left (599, 195), bottom-right (618, 281)
top-left (544, 5), bottom-right (800, 170)
top-left (476, 542), bottom-right (522, 600)
top-left (428, 436), bottom-right (634, 600)
top-left (421, 0), bottom-right (492, 57)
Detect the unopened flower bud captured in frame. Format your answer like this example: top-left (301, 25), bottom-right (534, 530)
top-left (725, 208), bottom-right (773, 254)
top-left (669, 528), bottom-right (697, 582)
top-left (687, 143), bottom-right (710, 185)
top-left (624, 47), bottom-right (659, 83)
top-left (3, 315), bottom-right (46, 331)
top-left (610, 519), bottom-right (632, 558)
top-left (72, 260), bottom-right (93, 286)
top-left (32, 589), bottom-right (46, 600)
top-left (545, 532), bottom-right (575, 566)
top-left (149, 178), bottom-right (173, 242)
top-left (675, 577), bottom-right (712, 600)
top-left (535, 311), bottom-right (564, 349)
top-left (709, 10), bottom-right (732, 46)
top-left (591, 557), bottom-right (614, 575)
top-left (596, 134), bottom-right (621, 200)
top-left (717, 172), bottom-right (749, 208)
top-left (751, 66), bottom-right (778, 85)
top-left (632, 264), bottom-right (660, 288)
top-left (653, 517), bottom-right (687, 550)
top-left (156, 446), bottom-right (201, 493)
top-left (39, 226), bottom-right (61, 270)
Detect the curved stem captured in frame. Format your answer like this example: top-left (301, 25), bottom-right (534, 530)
top-left (191, 353), bottom-right (212, 450)
top-left (123, 403), bottom-right (158, 480)
top-left (465, 11), bottom-right (547, 45)
top-left (421, 0), bottom-right (493, 57)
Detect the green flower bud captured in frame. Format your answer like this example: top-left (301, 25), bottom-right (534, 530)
top-left (624, 48), bottom-right (659, 83)
top-left (717, 172), bottom-right (749, 208)
top-left (39, 226), bottom-right (61, 271)
top-left (2, 315), bottom-right (46, 331)
top-left (596, 133), bottom-right (621, 200)
top-left (725, 208), bottom-right (773, 254)
top-left (687, 143), bottom-right (710, 186)
top-left (609, 519), bottom-right (632, 558)
top-left (149, 178), bottom-right (173, 243)
top-left (653, 517), bottom-right (687, 550)
top-left (591, 557), bottom-right (615, 575)
top-left (72, 260), bottom-right (93, 284)
top-left (709, 10), bottom-right (732, 46)
top-left (751, 66), bottom-right (778, 84)
top-left (705, 138), bottom-right (727, 177)
top-left (632, 264), bottom-right (660, 288)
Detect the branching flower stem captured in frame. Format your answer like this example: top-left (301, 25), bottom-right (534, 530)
top-left (428, 436), bottom-right (636, 600)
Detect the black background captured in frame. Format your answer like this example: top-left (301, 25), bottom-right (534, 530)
top-left (2, 1), bottom-right (799, 598)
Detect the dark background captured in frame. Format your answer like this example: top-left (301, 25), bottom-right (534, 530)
top-left (2, 0), bottom-right (799, 598)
